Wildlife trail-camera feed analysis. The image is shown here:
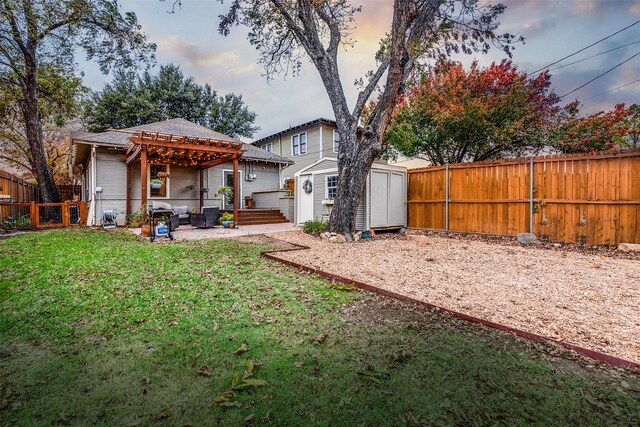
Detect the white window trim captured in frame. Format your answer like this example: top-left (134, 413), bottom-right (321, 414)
top-left (332, 130), bottom-right (340, 153)
top-left (291, 132), bottom-right (308, 156)
top-left (325, 174), bottom-right (338, 200)
top-left (264, 142), bottom-right (272, 153)
top-left (148, 163), bottom-right (170, 199)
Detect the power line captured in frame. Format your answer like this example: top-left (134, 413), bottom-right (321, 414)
top-left (545, 40), bottom-right (640, 73)
top-left (583, 77), bottom-right (640, 101)
top-left (528, 20), bottom-right (640, 75)
top-left (559, 50), bottom-right (640, 99)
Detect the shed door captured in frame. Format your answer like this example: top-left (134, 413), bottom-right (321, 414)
top-left (298, 174), bottom-right (314, 224)
top-left (370, 170), bottom-right (405, 228)
top-left (389, 172), bottom-right (405, 226)
top-left (370, 171), bottom-right (389, 227)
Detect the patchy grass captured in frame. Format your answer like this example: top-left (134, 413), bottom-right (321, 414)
top-left (0, 228), bottom-right (638, 426)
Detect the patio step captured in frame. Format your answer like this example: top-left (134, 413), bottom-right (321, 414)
top-left (221, 209), bottom-right (290, 226)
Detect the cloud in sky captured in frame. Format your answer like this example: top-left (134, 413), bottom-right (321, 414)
top-left (80, 0), bottom-right (640, 137)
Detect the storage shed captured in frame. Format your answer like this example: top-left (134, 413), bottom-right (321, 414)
top-left (294, 158), bottom-right (407, 230)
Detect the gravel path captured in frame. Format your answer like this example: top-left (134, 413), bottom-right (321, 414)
top-left (266, 231), bottom-right (640, 364)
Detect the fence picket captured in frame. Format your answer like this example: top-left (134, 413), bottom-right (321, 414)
top-left (407, 151), bottom-right (640, 245)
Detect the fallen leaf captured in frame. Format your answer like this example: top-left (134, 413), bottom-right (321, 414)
top-left (234, 341), bottom-right (249, 355)
top-left (197, 365), bottom-right (211, 377)
top-left (149, 404), bottom-right (174, 421)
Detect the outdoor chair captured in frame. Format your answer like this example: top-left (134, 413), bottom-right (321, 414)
top-left (173, 205), bottom-right (191, 225)
top-left (190, 206), bottom-right (219, 228)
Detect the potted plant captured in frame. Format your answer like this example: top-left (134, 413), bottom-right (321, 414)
top-left (219, 212), bottom-right (235, 228)
top-left (126, 208), bottom-right (143, 228)
top-left (150, 179), bottom-right (163, 190)
top-left (186, 184), bottom-right (196, 191)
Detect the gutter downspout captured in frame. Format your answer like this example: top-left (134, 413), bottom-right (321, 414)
top-left (87, 145), bottom-right (97, 226)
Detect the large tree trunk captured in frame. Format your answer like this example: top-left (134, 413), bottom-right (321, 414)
top-left (329, 124), bottom-right (382, 239)
top-left (22, 56), bottom-right (60, 203)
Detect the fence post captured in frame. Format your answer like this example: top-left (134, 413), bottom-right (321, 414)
top-left (445, 163), bottom-right (449, 231)
top-left (30, 202), bottom-right (37, 229)
top-left (63, 201), bottom-right (70, 226)
top-left (529, 157), bottom-right (534, 234)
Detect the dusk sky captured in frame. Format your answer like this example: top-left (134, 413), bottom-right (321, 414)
top-left (81, 0), bottom-right (640, 139)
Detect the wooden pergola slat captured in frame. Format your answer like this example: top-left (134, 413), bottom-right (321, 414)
top-left (125, 130), bottom-right (246, 235)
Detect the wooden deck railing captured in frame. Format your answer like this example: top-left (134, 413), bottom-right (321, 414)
top-left (0, 201), bottom-right (88, 230)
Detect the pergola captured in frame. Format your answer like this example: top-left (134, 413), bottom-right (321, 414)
top-left (124, 130), bottom-right (246, 230)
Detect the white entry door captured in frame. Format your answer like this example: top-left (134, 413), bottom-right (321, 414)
top-left (298, 174), bottom-right (314, 224)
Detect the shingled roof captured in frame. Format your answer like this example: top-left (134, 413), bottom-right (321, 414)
top-left (71, 118), bottom-right (293, 165)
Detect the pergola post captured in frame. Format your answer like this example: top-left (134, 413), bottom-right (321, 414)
top-left (126, 163), bottom-right (131, 217)
top-left (140, 144), bottom-right (148, 234)
top-left (233, 156), bottom-right (239, 223)
top-left (199, 169), bottom-right (204, 211)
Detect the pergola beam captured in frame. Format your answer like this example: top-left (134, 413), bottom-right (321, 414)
top-left (129, 137), bottom-right (244, 155)
top-left (198, 155), bottom-right (238, 170)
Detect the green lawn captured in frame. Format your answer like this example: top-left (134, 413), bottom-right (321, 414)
top-left (1, 229), bottom-right (638, 426)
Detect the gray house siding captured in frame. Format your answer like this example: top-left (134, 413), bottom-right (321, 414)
top-left (88, 148), bottom-right (282, 223)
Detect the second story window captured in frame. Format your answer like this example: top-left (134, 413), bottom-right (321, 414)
top-left (292, 132), bottom-right (307, 156)
top-left (264, 142), bottom-right (272, 152)
top-left (333, 130), bottom-right (340, 153)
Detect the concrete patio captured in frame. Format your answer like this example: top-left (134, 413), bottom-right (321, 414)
top-left (131, 222), bottom-right (299, 241)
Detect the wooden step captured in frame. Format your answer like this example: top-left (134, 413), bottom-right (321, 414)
top-left (221, 209), bottom-right (290, 226)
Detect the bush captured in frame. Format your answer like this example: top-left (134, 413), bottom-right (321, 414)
top-left (303, 219), bottom-right (328, 235)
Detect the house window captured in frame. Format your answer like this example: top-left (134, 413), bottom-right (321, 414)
top-left (149, 164), bottom-right (170, 198)
top-left (264, 142), bottom-right (272, 153)
top-left (291, 132), bottom-right (307, 156)
top-left (326, 175), bottom-right (338, 199)
top-left (333, 130), bottom-right (340, 153)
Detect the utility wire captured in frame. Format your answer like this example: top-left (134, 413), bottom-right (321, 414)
top-left (583, 77), bottom-right (640, 101)
top-left (528, 20), bottom-right (640, 75)
top-left (543, 40), bottom-right (640, 73)
top-left (559, 50), bottom-right (640, 99)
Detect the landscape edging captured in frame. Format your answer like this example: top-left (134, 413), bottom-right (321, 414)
top-left (260, 240), bottom-right (640, 374)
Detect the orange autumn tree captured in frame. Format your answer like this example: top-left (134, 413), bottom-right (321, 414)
top-left (551, 102), bottom-right (634, 154)
top-left (385, 60), bottom-right (561, 165)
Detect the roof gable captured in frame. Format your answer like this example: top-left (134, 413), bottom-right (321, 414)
top-left (71, 118), bottom-right (293, 165)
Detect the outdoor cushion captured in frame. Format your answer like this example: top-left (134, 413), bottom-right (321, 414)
top-left (152, 201), bottom-right (172, 210)
top-left (173, 205), bottom-right (188, 215)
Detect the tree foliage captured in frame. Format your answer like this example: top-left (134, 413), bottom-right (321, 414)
top-left (550, 102), bottom-right (633, 154)
top-left (385, 60), bottom-right (561, 165)
top-left (0, 0), bottom-right (155, 201)
top-left (215, 0), bottom-right (520, 236)
top-left (83, 64), bottom-right (259, 138)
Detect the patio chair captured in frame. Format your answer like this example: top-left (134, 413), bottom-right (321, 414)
top-left (190, 206), bottom-right (220, 229)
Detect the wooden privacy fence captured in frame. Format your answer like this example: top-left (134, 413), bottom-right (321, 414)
top-left (407, 151), bottom-right (640, 245)
top-left (0, 201), bottom-right (88, 230)
top-left (0, 170), bottom-right (40, 202)
top-left (58, 184), bottom-right (82, 201)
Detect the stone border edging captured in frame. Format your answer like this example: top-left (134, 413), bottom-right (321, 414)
top-left (260, 240), bottom-right (640, 374)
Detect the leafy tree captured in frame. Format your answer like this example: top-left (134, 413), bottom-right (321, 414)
top-left (83, 64), bottom-right (259, 138)
top-left (385, 60), bottom-right (561, 165)
top-left (615, 103), bottom-right (640, 149)
top-left (550, 103), bottom-right (632, 154)
top-left (0, 64), bottom-right (85, 184)
top-left (0, 0), bottom-right (155, 202)
top-left (214, 0), bottom-right (520, 238)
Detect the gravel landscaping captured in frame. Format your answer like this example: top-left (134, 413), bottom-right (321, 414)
top-left (266, 231), bottom-right (640, 364)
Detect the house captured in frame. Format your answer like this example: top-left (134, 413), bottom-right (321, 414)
top-left (70, 118), bottom-right (294, 226)
top-left (253, 118), bottom-right (407, 229)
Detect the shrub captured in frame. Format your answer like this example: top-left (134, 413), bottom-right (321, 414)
top-left (303, 219), bottom-right (328, 235)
